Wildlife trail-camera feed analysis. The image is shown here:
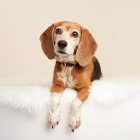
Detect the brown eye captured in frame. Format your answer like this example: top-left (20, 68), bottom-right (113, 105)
top-left (72, 31), bottom-right (79, 38)
top-left (55, 28), bottom-right (62, 34)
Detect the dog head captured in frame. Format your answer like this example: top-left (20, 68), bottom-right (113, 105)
top-left (40, 21), bottom-right (97, 67)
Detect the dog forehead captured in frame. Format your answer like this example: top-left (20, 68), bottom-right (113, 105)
top-left (55, 21), bottom-right (81, 31)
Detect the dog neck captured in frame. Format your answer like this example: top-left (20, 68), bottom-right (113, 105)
top-left (55, 54), bottom-right (76, 64)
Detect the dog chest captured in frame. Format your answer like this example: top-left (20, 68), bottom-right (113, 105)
top-left (57, 66), bottom-right (75, 88)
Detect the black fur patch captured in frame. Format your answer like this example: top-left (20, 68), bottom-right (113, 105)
top-left (91, 57), bottom-right (102, 81)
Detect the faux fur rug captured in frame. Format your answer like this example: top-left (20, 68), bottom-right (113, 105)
top-left (0, 76), bottom-right (140, 115)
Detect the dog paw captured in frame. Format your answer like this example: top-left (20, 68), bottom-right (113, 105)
top-left (69, 114), bottom-right (81, 132)
top-left (48, 106), bottom-right (61, 128)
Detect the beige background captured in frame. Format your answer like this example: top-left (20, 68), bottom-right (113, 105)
top-left (0, 0), bottom-right (140, 84)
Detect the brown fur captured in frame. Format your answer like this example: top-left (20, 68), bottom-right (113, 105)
top-left (76, 28), bottom-right (97, 67)
top-left (51, 62), bottom-right (65, 93)
top-left (51, 61), bottom-right (94, 102)
top-left (40, 24), bottom-right (55, 59)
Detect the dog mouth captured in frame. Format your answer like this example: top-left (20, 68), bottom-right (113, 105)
top-left (58, 51), bottom-right (67, 54)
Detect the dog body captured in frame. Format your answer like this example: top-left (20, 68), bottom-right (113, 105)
top-left (40, 21), bottom-right (102, 131)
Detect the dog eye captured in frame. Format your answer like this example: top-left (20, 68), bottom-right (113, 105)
top-left (72, 31), bottom-right (79, 38)
top-left (55, 28), bottom-right (62, 34)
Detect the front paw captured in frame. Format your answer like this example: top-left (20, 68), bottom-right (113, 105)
top-left (48, 112), bottom-right (60, 128)
top-left (69, 114), bottom-right (81, 132)
top-left (48, 105), bottom-right (61, 128)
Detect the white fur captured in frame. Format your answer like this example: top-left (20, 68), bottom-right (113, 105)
top-left (71, 98), bottom-right (82, 113)
top-left (69, 98), bottom-right (82, 129)
top-left (55, 54), bottom-right (75, 63)
top-left (0, 76), bottom-right (140, 115)
top-left (57, 66), bottom-right (75, 88)
top-left (57, 71), bottom-right (67, 86)
top-left (50, 93), bottom-right (62, 109)
top-left (48, 93), bottom-right (62, 126)
top-left (66, 67), bottom-right (75, 88)
top-left (0, 85), bottom-right (50, 115)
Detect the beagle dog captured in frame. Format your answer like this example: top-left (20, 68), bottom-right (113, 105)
top-left (40, 21), bottom-right (102, 132)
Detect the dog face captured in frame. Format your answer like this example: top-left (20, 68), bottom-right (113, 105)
top-left (54, 22), bottom-right (81, 56)
top-left (40, 21), bottom-right (97, 66)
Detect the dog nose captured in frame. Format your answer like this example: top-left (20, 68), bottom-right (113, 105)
top-left (58, 40), bottom-right (67, 49)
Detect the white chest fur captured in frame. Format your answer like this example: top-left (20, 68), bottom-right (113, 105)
top-left (57, 66), bottom-right (75, 88)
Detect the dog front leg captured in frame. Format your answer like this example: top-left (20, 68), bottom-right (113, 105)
top-left (48, 83), bottom-right (64, 128)
top-left (69, 86), bottom-right (89, 132)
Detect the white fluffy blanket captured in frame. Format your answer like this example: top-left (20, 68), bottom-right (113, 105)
top-left (0, 76), bottom-right (140, 115)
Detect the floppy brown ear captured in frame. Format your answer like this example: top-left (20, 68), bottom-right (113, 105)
top-left (76, 28), bottom-right (97, 67)
top-left (40, 24), bottom-right (55, 59)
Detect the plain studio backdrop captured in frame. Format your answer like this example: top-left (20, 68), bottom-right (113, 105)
top-left (0, 1), bottom-right (140, 140)
top-left (0, 0), bottom-right (140, 84)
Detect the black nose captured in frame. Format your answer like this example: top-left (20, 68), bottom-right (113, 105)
top-left (58, 40), bottom-right (67, 49)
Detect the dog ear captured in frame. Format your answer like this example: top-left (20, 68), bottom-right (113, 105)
top-left (76, 28), bottom-right (97, 67)
top-left (40, 24), bottom-right (55, 59)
